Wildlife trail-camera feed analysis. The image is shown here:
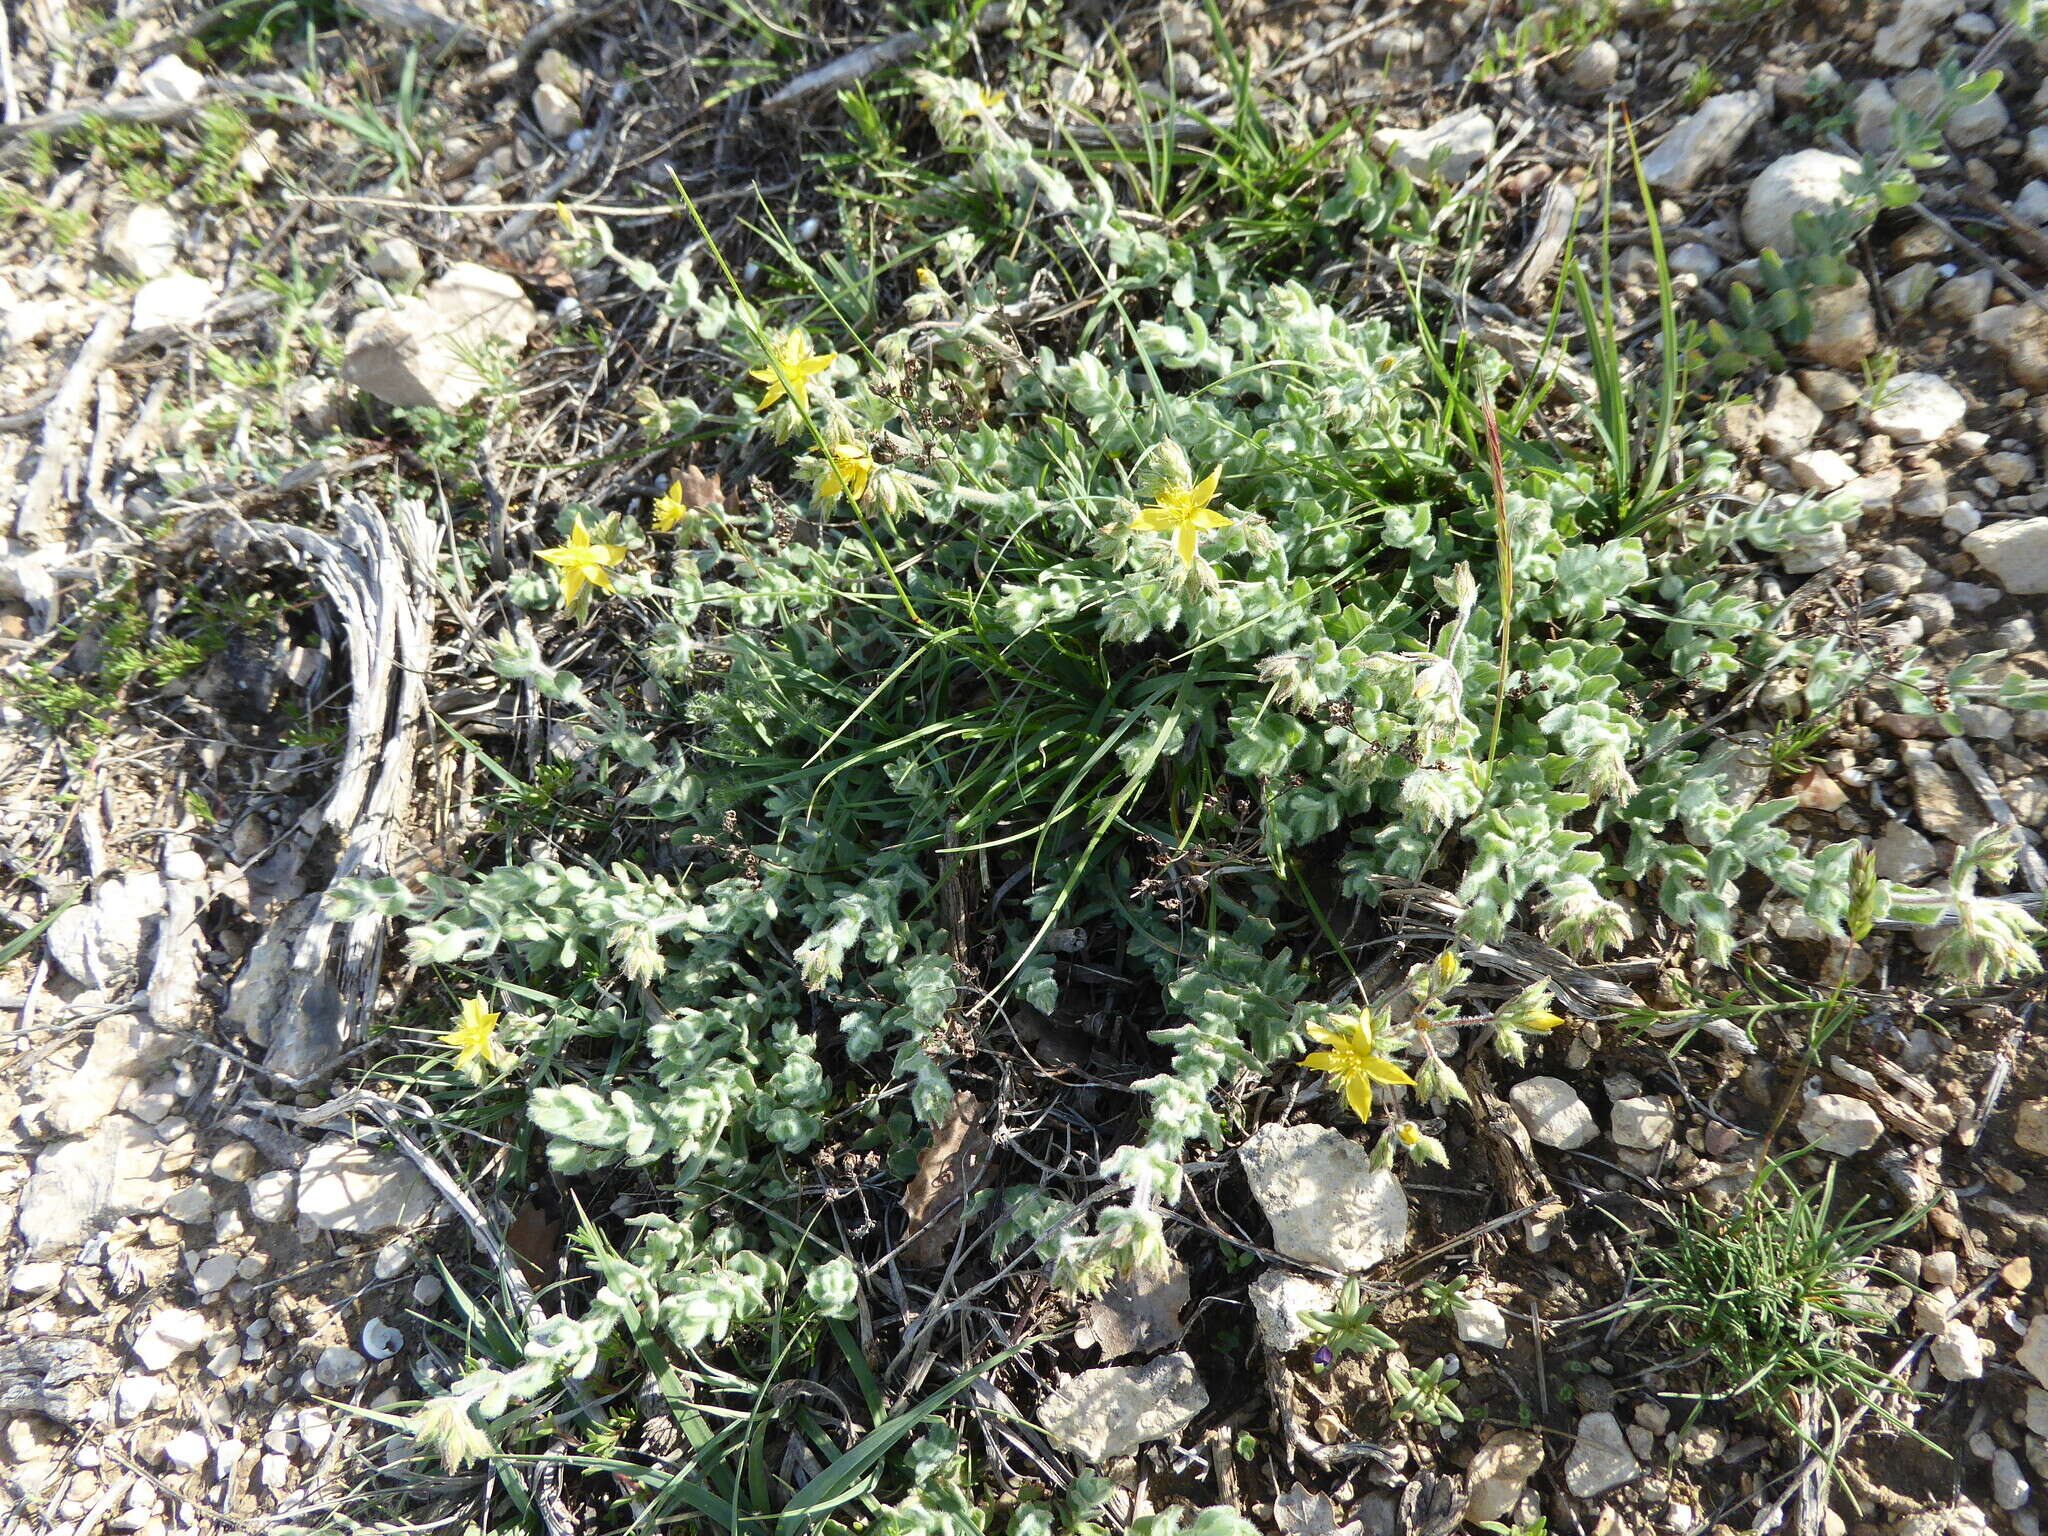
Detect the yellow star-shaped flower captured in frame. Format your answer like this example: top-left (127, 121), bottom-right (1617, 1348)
top-left (748, 328), bottom-right (837, 415)
top-left (536, 516), bottom-right (626, 610)
top-left (1131, 465), bottom-right (1232, 564)
top-left (1303, 1009), bottom-right (1415, 1122)
top-left (820, 441), bottom-right (875, 504)
top-left (652, 480), bottom-right (687, 533)
top-left (437, 995), bottom-right (512, 1078)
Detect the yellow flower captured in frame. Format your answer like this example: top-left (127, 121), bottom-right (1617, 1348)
top-left (1303, 1009), bottom-right (1415, 1121)
top-left (437, 996), bottom-right (511, 1077)
top-left (1131, 465), bottom-right (1233, 564)
top-left (652, 480), bottom-right (687, 533)
top-left (748, 328), bottom-right (837, 414)
top-left (962, 84), bottom-right (1004, 122)
top-left (1395, 1121), bottom-right (1423, 1147)
top-left (820, 441), bottom-right (875, 504)
top-left (536, 516), bottom-right (626, 609)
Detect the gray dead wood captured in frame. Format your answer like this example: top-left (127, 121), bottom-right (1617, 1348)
top-left (216, 494), bottom-right (437, 1082)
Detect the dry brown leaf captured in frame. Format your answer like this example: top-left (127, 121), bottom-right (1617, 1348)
top-left (506, 1200), bottom-right (562, 1289)
top-left (1076, 1252), bottom-right (1189, 1360)
top-left (673, 465), bottom-right (724, 512)
top-left (900, 1091), bottom-right (992, 1267)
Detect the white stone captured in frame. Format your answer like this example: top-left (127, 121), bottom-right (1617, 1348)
top-left (1455, 1295), bottom-right (1510, 1350)
top-left (1886, 262), bottom-right (1940, 315)
top-left (18, 1115), bottom-right (178, 1255)
top-left (129, 273), bottom-right (212, 332)
top-left (1875, 820), bottom-right (1939, 883)
top-left (2019, 1316), bottom-right (2048, 1387)
top-left (10, 1261), bottom-right (62, 1293)
top-left (1853, 81), bottom-right (1897, 155)
top-left (1758, 375), bottom-right (1823, 456)
top-left (1996, 1449), bottom-right (2032, 1512)
top-left (366, 237), bottom-right (424, 288)
top-left (1797, 1093), bottom-right (1883, 1155)
top-left (297, 1406), bottom-right (334, 1455)
top-left (313, 1346), bottom-right (367, 1389)
top-left (1788, 448), bottom-right (1856, 492)
top-left (1973, 305), bottom-right (2048, 391)
top-left (1642, 92), bottom-right (1765, 195)
top-left (247, 1169), bottom-right (295, 1224)
top-left (1238, 1123), bottom-right (1409, 1274)
top-left (160, 1431), bottom-right (209, 1473)
top-left (112, 1374), bottom-right (158, 1421)
top-left (1038, 1352), bottom-right (1208, 1462)
top-left (1800, 275), bottom-right (1877, 369)
top-left (1934, 1318), bottom-right (1986, 1381)
top-left (162, 1185), bottom-right (214, 1224)
top-left (1963, 518), bottom-right (2048, 595)
top-left (1565, 40), bottom-right (1619, 94)
top-left (534, 80), bottom-right (580, 138)
top-left (296, 1141), bottom-right (437, 1233)
top-left (341, 262), bottom-right (540, 412)
top-left (2016, 181), bottom-right (2048, 227)
top-left (208, 1143), bottom-right (260, 1183)
top-left (2016, 1102), bottom-right (2048, 1157)
top-left (1864, 372), bottom-right (1967, 445)
top-left (1247, 1270), bottom-right (1339, 1352)
top-left (1742, 150), bottom-right (1861, 256)
top-left (44, 869), bottom-right (166, 994)
top-left (2027, 1388), bottom-right (2048, 1438)
top-left (192, 1254), bottom-right (238, 1295)
top-left (1564, 1411), bottom-right (1641, 1498)
top-left (1467, 1431), bottom-right (1544, 1522)
top-left (132, 1309), bottom-right (210, 1372)
top-left (102, 204), bottom-right (180, 281)
top-left (138, 55), bottom-right (207, 105)
top-left (1783, 522), bottom-right (1849, 575)
top-left (1611, 1096), bottom-right (1674, 1151)
top-left (1668, 242), bottom-right (1721, 281)
top-left (1874, 0), bottom-right (1962, 66)
top-left (1508, 1076), bottom-right (1597, 1150)
top-left (1371, 109), bottom-right (1496, 183)
top-left (1947, 92), bottom-right (2008, 148)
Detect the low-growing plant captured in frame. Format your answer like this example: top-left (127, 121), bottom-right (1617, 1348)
top-left (1624, 1165), bottom-right (1920, 1440)
top-left (1387, 1355), bottom-right (1464, 1429)
top-left (1694, 56), bottom-right (2000, 380)
top-left (331, 61), bottom-right (2045, 1500)
top-left (1301, 1278), bottom-right (1397, 1364)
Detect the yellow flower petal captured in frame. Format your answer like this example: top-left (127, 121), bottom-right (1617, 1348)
top-left (1344, 1078), bottom-right (1377, 1122)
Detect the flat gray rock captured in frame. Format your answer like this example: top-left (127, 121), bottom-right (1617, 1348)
top-left (297, 1141), bottom-right (439, 1234)
top-left (1563, 1410), bottom-right (1641, 1498)
top-left (18, 1115), bottom-right (179, 1256)
top-left (1238, 1123), bottom-right (1409, 1274)
top-left (1038, 1352), bottom-right (1207, 1462)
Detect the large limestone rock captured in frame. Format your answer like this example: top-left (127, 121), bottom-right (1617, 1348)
top-left (343, 262), bottom-right (539, 411)
top-left (1372, 109), bottom-right (1495, 183)
top-left (1964, 517), bottom-right (2048, 595)
top-left (102, 204), bottom-right (180, 280)
top-left (1238, 1123), bottom-right (1409, 1274)
top-left (1038, 1353), bottom-right (1208, 1462)
top-left (1465, 1430), bottom-right (1546, 1523)
top-left (297, 1141), bottom-right (439, 1233)
top-left (18, 1116), bottom-right (182, 1255)
top-left (1642, 92), bottom-right (1764, 195)
top-left (1742, 150), bottom-right (1860, 256)
top-left (1972, 305), bottom-right (2048, 391)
